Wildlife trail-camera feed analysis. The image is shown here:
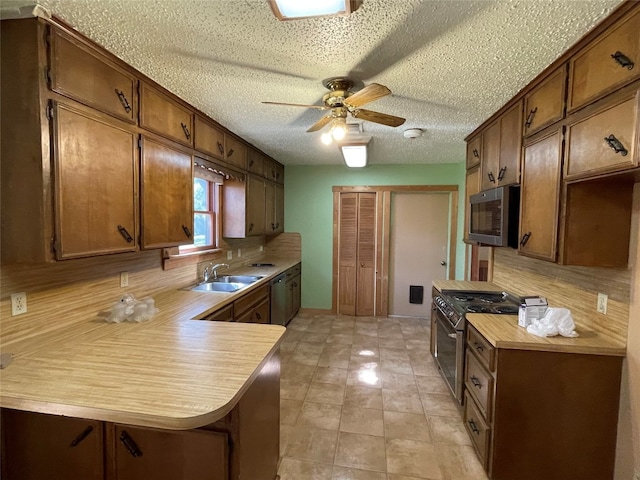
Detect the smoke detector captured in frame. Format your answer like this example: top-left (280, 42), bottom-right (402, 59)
top-left (403, 128), bottom-right (423, 139)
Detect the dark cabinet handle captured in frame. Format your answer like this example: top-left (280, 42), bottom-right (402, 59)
top-left (472, 148), bottom-right (479, 158)
top-left (248, 223), bottom-right (254, 232)
top-left (115, 89), bottom-right (132, 113)
top-left (468, 419), bottom-right (480, 435)
top-left (276, 172), bottom-right (281, 179)
top-left (474, 342), bottom-right (484, 352)
top-left (498, 166), bottom-right (507, 181)
top-left (470, 375), bottom-right (482, 388)
top-left (217, 142), bottom-right (224, 155)
top-left (227, 148), bottom-right (234, 158)
top-left (293, 282), bottom-right (298, 287)
top-left (271, 223), bottom-right (276, 230)
top-left (182, 225), bottom-right (192, 238)
top-left (118, 225), bottom-right (133, 243)
top-left (255, 312), bottom-right (262, 321)
top-left (487, 172), bottom-right (496, 183)
top-left (70, 426), bottom-right (94, 447)
top-left (119, 431), bottom-right (142, 457)
top-left (272, 170), bottom-right (276, 179)
top-left (611, 51), bottom-right (634, 70)
top-left (180, 122), bottom-right (191, 140)
top-left (604, 134), bottom-right (628, 156)
top-left (520, 232), bottom-right (531, 247)
top-left (249, 159), bottom-right (254, 167)
top-left (524, 107), bottom-right (537, 129)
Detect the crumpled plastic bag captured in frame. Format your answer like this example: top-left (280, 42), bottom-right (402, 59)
top-left (526, 307), bottom-right (579, 338)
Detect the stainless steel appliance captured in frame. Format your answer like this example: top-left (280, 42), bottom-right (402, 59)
top-left (469, 185), bottom-right (520, 248)
top-left (270, 273), bottom-right (287, 326)
top-left (432, 290), bottom-right (519, 404)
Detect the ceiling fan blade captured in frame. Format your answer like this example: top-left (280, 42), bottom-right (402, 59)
top-left (352, 108), bottom-right (406, 127)
top-left (306, 115), bottom-right (333, 132)
top-left (262, 101), bottom-right (329, 110)
top-left (344, 83), bottom-right (391, 108)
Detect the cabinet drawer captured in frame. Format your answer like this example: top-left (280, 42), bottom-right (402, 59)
top-left (140, 83), bottom-right (194, 147)
top-left (467, 325), bottom-right (495, 371)
top-left (466, 134), bottom-right (482, 169)
top-left (224, 136), bottom-right (247, 170)
top-left (201, 304), bottom-right (234, 321)
top-left (234, 284), bottom-right (269, 318)
top-left (194, 116), bottom-right (225, 160)
top-left (568, 9), bottom-right (640, 111)
top-left (564, 89), bottom-right (638, 180)
top-left (236, 297), bottom-right (270, 324)
top-left (523, 66), bottom-right (566, 136)
top-left (247, 148), bottom-right (265, 175)
top-left (49, 28), bottom-right (137, 124)
top-left (463, 391), bottom-right (491, 470)
top-left (465, 350), bottom-right (494, 419)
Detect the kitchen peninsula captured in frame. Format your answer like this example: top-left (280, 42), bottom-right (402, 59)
top-left (0, 267), bottom-right (292, 480)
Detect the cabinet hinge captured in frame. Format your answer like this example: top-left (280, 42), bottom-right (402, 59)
top-left (45, 102), bottom-right (54, 121)
top-left (44, 67), bottom-right (51, 86)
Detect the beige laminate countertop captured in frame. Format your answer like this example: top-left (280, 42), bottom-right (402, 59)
top-left (433, 280), bottom-right (626, 357)
top-left (0, 259), bottom-right (299, 429)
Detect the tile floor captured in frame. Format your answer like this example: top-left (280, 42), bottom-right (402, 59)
top-left (277, 312), bottom-right (489, 480)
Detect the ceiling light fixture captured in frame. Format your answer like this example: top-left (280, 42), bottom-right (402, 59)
top-left (339, 139), bottom-right (370, 168)
top-left (268, 0), bottom-right (362, 21)
top-left (403, 128), bottom-right (423, 139)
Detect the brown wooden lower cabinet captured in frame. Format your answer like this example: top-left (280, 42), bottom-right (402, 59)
top-left (1, 351), bottom-right (280, 480)
top-left (464, 325), bottom-right (622, 480)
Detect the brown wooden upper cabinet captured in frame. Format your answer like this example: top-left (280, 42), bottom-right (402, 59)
top-left (48, 27), bottom-right (138, 124)
top-left (140, 137), bottom-right (194, 249)
top-left (224, 135), bottom-right (247, 170)
top-left (265, 181), bottom-right (284, 235)
top-left (481, 101), bottom-right (523, 190)
top-left (139, 83), bottom-right (194, 147)
top-left (247, 147), bottom-right (265, 175)
top-left (222, 174), bottom-right (265, 238)
top-left (464, 166), bottom-right (481, 243)
top-left (264, 158), bottom-right (285, 184)
top-left (194, 115), bottom-right (225, 161)
top-left (564, 87), bottom-right (639, 180)
top-left (568, 8), bottom-right (640, 112)
top-left (52, 103), bottom-right (138, 259)
top-left (518, 127), bottom-right (563, 262)
top-left (523, 65), bottom-right (566, 136)
top-left (466, 133), bottom-right (482, 169)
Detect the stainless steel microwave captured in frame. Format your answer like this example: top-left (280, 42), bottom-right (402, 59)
top-left (468, 185), bottom-right (520, 248)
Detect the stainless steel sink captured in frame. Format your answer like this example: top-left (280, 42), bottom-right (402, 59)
top-left (190, 282), bottom-right (246, 292)
top-left (212, 275), bottom-right (263, 284)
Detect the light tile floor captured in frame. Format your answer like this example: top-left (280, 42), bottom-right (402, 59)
top-left (277, 312), bottom-right (489, 480)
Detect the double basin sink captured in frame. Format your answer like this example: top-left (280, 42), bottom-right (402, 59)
top-left (189, 275), bottom-right (263, 293)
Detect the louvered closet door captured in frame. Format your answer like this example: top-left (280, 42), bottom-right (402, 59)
top-left (338, 192), bottom-right (376, 316)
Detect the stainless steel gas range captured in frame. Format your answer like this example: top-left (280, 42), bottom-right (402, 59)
top-left (431, 290), bottom-right (519, 404)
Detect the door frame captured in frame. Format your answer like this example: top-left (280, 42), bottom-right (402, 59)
top-left (332, 185), bottom-right (458, 316)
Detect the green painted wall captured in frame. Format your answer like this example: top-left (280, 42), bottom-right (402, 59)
top-left (284, 162), bottom-right (467, 310)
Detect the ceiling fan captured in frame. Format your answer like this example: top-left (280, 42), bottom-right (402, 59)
top-left (262, 77), bottom-right (406, 137)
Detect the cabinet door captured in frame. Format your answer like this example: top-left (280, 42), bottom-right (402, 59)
top-left (568, 8), bottom-right (640, 111)
top-left (274, 183), bottom-right (285, 233)
top-left (112, 425), bottom-right (227, 480)
top-left (481, 120), bottom-right (500, 190)
top-left (140, 137), bottom-right (193, 249)
top-left (466, 133), bottom-right (482, 169)
top-left (140, 83), bottom-right (194, 147)
top-left (236, 298), bottom-right (270, 324)
top-left (246, 175), bottom-right (265, 236)
top-left (464, 166), bottom-right (481, 242)
top-left (519, 128), bottom-right (563, 261)
top-left (247, 147), bottom-right (264, 175)
top-left (497, 101), bottom-right (523, 186)
top-left (291, 273), bottom-right (301, 318)
top-left (564, 89), bottom-right (638, 180)
top-left (356, 193), bottom-right (376, 316)
top-left (523, 66), bottom-right (566, 136)
top-left (224, 135), bottom-right (247, 170)
top-left (273, 162), bottom-right (285, 184)
top-left (265, 181), bottom-right (276, 234)
top-left (194, 115), bottom-right (225, 160)
top-left (1, 409), bottom-right (103, 480)
top-left (202, 303), bottom-right (234, 321)
top-left (49, 27), bottom-right (137, 123)
top-left (53, 103), bottom-right (137, 259)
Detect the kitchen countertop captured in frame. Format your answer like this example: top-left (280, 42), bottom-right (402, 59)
top-left (0, 258), bottom-right (299, 429)
top-left (433, 280), bottom-right (626, 357)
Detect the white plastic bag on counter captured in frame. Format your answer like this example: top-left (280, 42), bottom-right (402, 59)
top-left (526, 307), bottom-right (579, 338)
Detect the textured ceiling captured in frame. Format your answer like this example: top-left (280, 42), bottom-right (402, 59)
top-left (3, 0), bottom-right (624, 166)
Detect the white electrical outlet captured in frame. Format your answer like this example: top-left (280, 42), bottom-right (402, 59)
top-left (11, 292), bottom-right (27, 316)
top-left (259, 245), bottom-right (264, 252)
top-left (120, 271), bottom-right (129, 287)
top-left (597, 293), bottom-right (608, 314)
top-left (227, 250), bottom-right (233, 260)
top-left (237, 248), bottom-right (242, 258)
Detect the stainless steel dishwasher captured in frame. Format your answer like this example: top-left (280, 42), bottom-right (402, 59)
top-left (270, 273), bottom-right (287, 325)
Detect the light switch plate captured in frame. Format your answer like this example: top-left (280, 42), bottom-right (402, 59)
top-left (237, 248), bottom-right (242, 258)
top-left (227, 250), bottom-right (232, 260)
top-left (120, 271), bottom-right (129, 287)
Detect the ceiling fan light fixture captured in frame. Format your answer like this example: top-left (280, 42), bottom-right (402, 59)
top-left (321, 132), bottom-right (333, 145)
top-left (268, 0), bottom-right (360, 21)
top-left (331, 122), bottom-right (348, 141)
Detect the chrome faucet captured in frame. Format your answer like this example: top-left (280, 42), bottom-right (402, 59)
top-left (202, 262), bottom-right (230, 282)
